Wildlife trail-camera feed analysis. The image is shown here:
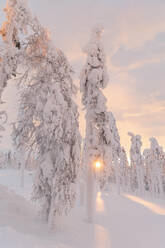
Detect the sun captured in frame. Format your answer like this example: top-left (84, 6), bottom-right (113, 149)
top-left (95, 161), bottom-right (101, 169)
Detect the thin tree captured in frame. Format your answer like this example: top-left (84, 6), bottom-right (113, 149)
top-left (148, 137), bottom-right (164, 197)
top-left (128, 132), bottom-right (144, 195)
top-left (80, 26), bottom-right (117, 220)
top-left (108, 111), bottom-right (122, 194)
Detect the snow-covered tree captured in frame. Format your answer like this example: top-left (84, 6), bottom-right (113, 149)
top-left (0, 0), bottom-right (32, 140)
top-left (119, 146), bottom-right (129, 192)
top-left (80, 26), bottom-right (113, 195)
top-left (0, 0), bottom-right (81, 227)
top-left (80, 25), bottom-right (124, 199)
top-left (12, 18), bottom-right (81, 227)
top-left (80, 26), bottom-right (116, 220)
top-left (0, 0), bottom-right (31, 99)
top-left (128, 132), bottom-right (144, 194)
top-left (147, 137), bottom-right (164, 197)
top-left (143, 148), bottom-right (152, 192)
top-left (108, 112), bottom-right (122, 193)
top-left (0, 0), bottom-right (42, 185)
top-left (0, 0), bottom-right (30, 45)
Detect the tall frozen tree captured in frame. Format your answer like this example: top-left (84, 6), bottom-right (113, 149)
top-left (0, 0), bottom-right (31, 98)
top-left (148, 137), bottom-right (164, 197)
top-left (143, 148), bottom-right (152, 193)
top-left (108, 112), bottom-right (130, 194)
top-left (108, 111), bottom-right (122, 193)
top-left (0, 0), bottom-right (45, 186)
top-left (12, 17), bottom-right (81, 227)
top-left (119, 146), bottom-right (129, 192)
top-left (128, 132), bottom-right (144, 194)
top-left (0, 0), bottom-right (81, 227)
top-left (80, 26), bottom-right (120, 220)
top-left (0, 0), bottom-right (32, 138)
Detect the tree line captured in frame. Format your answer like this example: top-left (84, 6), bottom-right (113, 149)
top-left (0, 0), bottom-right (164, 229)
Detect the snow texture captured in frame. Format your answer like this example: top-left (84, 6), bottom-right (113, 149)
top-left (0, 169), bottom-right (165, 248)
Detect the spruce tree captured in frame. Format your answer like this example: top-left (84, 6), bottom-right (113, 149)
top-left (1, 0), bottom-right (81, 227)
top-left (80, 26), bottom-right (112, 193)
top-left (148, 138), bottom-right (164, 197)
top-left (0, 0), bottom-right (31, 99)
top-left (15, 20), bottom-right (81, 227)
top-left (128, 132), bottom-right (144, 194)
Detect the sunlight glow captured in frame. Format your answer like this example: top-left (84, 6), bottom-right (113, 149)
top-left (95, 161), bottom-right (101, 169)
top-left (125, 195), bottom-right (165, 215)
top-left (96, 192), bottom-right (105, 212)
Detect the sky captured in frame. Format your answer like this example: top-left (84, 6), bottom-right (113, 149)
top-left (0, 0), bottom-right (165, 155)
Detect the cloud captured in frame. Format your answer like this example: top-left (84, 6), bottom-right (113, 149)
top-left (111, 1), bottom-right (165, 50)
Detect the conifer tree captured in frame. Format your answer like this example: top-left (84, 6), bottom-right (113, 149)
top-left (128, 132), bottom-right (144, 194)
top-left (119, 146), bottom-right (129, 191)
top-left (14, 20), bottom-right (81, 227)
top-left (0, 0), bottom-right (31, 99)
top-left (108, 112), bottom-right (122, 193)
top-left (143, 148), bottom-right (152, 192)
top-left (148, 138), bottom-right (164, 197)
top-left (1, 0), bottom-right (81, 227)
top-left (80, 26), bottom-right (112, 194)
top-left (0, 0), bottom-right (32, 135)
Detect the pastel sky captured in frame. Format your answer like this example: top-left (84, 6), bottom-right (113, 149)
top-left (0, 0), bottom-right (165, 155)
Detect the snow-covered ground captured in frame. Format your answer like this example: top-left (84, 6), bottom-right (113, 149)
top-left (0, 169), bottom-right (165, 248)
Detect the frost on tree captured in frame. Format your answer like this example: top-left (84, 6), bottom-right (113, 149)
top-left (0, 0), bottom-right (31, 99)
top-left (0, 0), bottom-right (30, 45)
top-left (143, 148), bottom-right (152, 192)
top-left (143, 138), bottom-right (165, 197)
top-left (119, 146), bottom-right (129, 191)
top-left (33, 49), bottom-right (81, 226)
top-left (80, 26), bottom-right (119, 190)
top-left (13, 19), bottom-right (81, 225)
top-left (0, 0), bottom-right (43, 170)
top-left (108, 111), bottom-right (123, 193)
top-left (0, 46), bottom-right (17, 102)
top-left (146, 137), bottom-right (164, 197)
top-left (128, 132), bottom-right (144, 194)
top-left (0, 0), bottom-right (32, 136)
